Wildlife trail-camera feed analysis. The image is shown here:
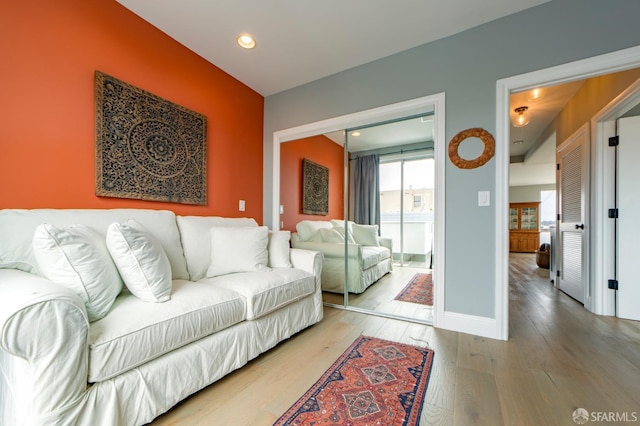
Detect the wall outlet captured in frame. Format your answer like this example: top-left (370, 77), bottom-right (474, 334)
top-left (239, 199), bottom-right (246, 211)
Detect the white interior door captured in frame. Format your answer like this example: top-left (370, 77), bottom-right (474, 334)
top-left (556, 124), bottom-right (588, 303)
top-left (616, 115), bottom-right (640, 321)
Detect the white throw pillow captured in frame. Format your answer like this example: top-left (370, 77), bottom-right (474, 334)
top-left (295, 220), bottom-right (333, 241)
top-left (351, 223), bottom-right (380, 246)
top-left (319, 227), bottom-right (345, 243)
top-left (106, 220), bottom-right (172, 303)
top-left (268, 230), bottom-right (292, 268)
top-left (207, 226), bottom-right (271, 277)
top-left (32, 223), bottom-right (123, 322)
top-left (176, 215), bottom-right (258, 281)
top-left (330, 220), bottom-right (356, 243)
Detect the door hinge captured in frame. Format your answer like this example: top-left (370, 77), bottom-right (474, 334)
top-left (609, 136), bottom-right (620, 146)
top-left (557, 214), bottom-right (561, 221)
top-left (608, 208), bottom-right (619, 218)
top-left (556, 270), bottom-right (561, 277)
top-left (556, 163), bottom-right (560, 170)
top-left (608, 279), bottom-right (619, 290)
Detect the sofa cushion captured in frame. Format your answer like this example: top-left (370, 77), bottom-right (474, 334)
top-left (32, 223), bottom-right (123, 322)
top-left (268, 230), bottom-right (292, 268)
top-left (0, 209), bottom-right (189, 280)
top-left (352, 223), bottom-right (380, 246)
top-left (361, 246), bottom-right (392, 270)
top-left (330, 220), bottom-right (356, 243)
top-left (319, 227), bottom-right (344, 243)
top-left (88, 280), bottom-right (246, 382)
top-left (207, 226), bottom-right (270, 277)
top-left (200, 268), bottom-right (315, 320)
top-left (106, 220), bottom-right (172, 303)
top-left (295, 220), bottom-right (333, 242)
top-left (177, 215), bottom-right (258, 281)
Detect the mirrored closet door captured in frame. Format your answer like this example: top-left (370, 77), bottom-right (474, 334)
top-left (279, 113), bottom-right (437, 324)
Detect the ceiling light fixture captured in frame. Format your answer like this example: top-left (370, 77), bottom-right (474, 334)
top-left (236, 34), bottom-right (256, 49)
top-left (513, 140), bottom-right (525, 145)
top-left (351, 131), bottom-right (361, 137)
top-left (512, 106), bottom-right (530, 128)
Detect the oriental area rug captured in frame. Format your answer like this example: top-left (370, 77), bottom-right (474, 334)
top-left (273, 335), bottom-right (434, 426)
top-left (394, 273), bottom-right (433, 306)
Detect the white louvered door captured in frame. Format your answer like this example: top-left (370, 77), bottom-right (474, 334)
top-left (616, 116), bottom-right (640, 321)
top-left (556, 124), bottom-right (588, 303)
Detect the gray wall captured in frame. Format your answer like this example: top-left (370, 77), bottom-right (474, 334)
top-left (263, 0), bottom-right (640, 318)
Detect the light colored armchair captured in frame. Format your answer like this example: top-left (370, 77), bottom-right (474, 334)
top-left (291, 220), bottom-right (392, 294)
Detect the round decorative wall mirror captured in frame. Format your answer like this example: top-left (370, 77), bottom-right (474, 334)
top-left (448, 127), bottom-right (495, 169)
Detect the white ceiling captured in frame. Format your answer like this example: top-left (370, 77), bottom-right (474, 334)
top-left (114, 0), bottom-right (580, 188)
top-left (116, 0), bottom-right (551, 96)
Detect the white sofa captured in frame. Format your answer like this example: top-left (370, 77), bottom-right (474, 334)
top-left (0, 209), bottom-right (323, 426)
top-left (291, 220), bottom-right (392, 294)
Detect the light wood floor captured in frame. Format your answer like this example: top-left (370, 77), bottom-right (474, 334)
top-left (151, 253), bottom-right (640, 425)
top-left (323, 266), bottom-right (433, 322)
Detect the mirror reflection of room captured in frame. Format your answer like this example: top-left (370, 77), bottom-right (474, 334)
top-left (280, 115), bottom-right (435, 323)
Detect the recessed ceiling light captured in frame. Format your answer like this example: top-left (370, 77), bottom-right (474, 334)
top-left (528, 88), bottom-right (543, 101)
top-left (351, 131), bottom-right (361, 137)
top-left (237, 34), bottom-right (256, 49)
top-left (513, 140), bottom-right (525, 145)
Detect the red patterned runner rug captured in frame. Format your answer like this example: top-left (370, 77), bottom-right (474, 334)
top-left (273, 335), bottom-right (434, 426)
top-left (394, 273), bottom-right (433, 306)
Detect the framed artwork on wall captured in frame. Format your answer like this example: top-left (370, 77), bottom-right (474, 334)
top-left (95, 71), bottom-right (207, 205)
top-left (302, 158), bottom-right (329, 215)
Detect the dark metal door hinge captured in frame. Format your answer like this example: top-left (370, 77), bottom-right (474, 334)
top-left (608, 208), bottom-right (619, 218)
top-left (608, 279), bottom-right (619, 290)
top-left (556, 270), bottom-right (561, 277)
top-left (609, 136), bottom-right (620, 146)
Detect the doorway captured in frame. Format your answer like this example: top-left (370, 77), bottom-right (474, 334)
top-left (496, 46), bottom-right (640, 340)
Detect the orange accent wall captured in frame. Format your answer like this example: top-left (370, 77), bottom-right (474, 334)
top-left (280, 135), bottom-right (344, 231)
top-left (0, 0), bottom-right (263, 220)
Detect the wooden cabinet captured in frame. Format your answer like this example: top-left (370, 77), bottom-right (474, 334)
top-left (509, 202), bottom-right (540, 253)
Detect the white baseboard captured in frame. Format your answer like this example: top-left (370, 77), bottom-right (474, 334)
top-left (439, 311), bottom-right (503, 340)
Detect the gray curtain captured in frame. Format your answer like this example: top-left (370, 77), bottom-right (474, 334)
top-left (352, 154), bottom-right (380, 227)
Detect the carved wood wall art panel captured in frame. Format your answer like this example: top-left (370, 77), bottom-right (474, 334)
top-left (302, 158), bottom-right (329, 215)
top-left (95, 71), bottom-right (207, 205)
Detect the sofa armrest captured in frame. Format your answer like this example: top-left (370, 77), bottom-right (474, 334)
top-left (0, 269), bottom-right (89, 423)
top-left (379, 237), bottom-right (392, 251)
top-left (290, 248), bottom-right (324, 291)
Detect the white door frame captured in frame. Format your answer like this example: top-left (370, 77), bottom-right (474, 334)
top-left (591, 77), bottom-right (640, 316)
top-left (496, 45), bottom-right (640, 341)
top-left (271, 93), bottom-right (446, 327)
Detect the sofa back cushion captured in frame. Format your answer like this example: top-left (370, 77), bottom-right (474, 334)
top-left (295, 220), bottom-right (333, 242)
top-left (177, 215), bottom-right (258, 281)
top-left (0, 209), bottom-right (189, 280)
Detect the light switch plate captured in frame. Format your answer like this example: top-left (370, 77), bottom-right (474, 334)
top-left (478, 191), bottom-right (490, 207)
top-left (239, 200), bottom-right (246, 211)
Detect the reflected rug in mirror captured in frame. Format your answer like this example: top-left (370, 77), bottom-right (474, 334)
top-left (273, 335), bottom-right (434, 426)
top-left (394, 273), bottom-right (433, 306)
